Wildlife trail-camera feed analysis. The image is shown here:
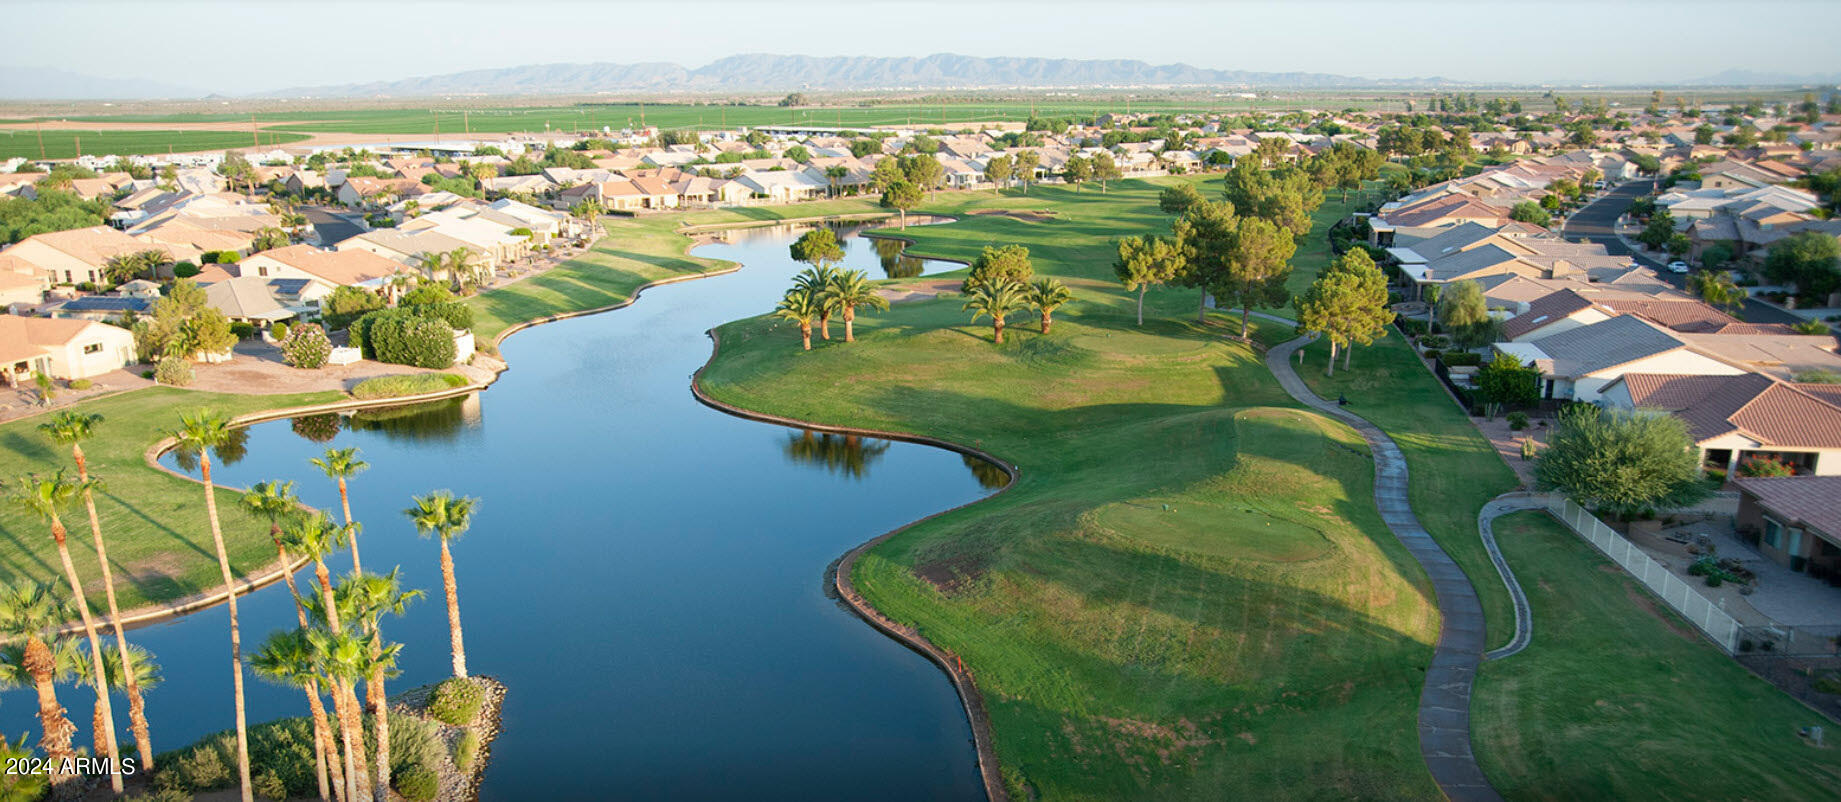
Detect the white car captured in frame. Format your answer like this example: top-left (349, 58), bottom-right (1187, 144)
top-left (1666, 261), bottom-right (1690, 274)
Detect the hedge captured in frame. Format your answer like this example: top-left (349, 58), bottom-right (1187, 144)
top-left (352, 308), bottom-right (456, 368)
top-left (350, 372), bottom-right (469, 400)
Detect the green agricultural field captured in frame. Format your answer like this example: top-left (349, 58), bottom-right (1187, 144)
top-left (1475, 512), bottom-right (1841, 798)
top-left (0, 128), bottom-right (309, 160)
top-left (697, 180), bottom-right (1446, 799)
top-left (0, 387), bottom-right (339, 613)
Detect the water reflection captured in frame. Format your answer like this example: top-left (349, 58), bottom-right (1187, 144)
top-left (169, 425), bottom-right (250, 472)
top-left (783, 429), bottom-right (891, 479)
top-left (291, 412), bottom-right (342, 443)
top-left (961, 454), bottom-right (1010, 490)
top-left (872, 236), bottom-right (925, 279)
top-left (338, 394), bottom-right (479, 444)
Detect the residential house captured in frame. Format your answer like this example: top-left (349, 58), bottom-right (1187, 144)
top-left (1604, 372), bottom-right (1841, 478)
top-left (1, 226), bottom-right (170, 286)
top-left (1735, 475), bottom-right (1841, 574)
top-left (202, 276), bottom-right (303, 324)
top-left (1493, 315), bottom-right (1746, 402)
top-left (240, 244), bottom-right (406, 293)
top-left (0, 315), bottom-right (137, 386)
top-left (45, 295), bottom-right (153, 322)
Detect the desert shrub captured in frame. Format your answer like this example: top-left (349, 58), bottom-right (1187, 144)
top-left (281, 322), bottom-right (333, 369)
top-left (252, 771), bottom-right (288, 800)
top-left (1418, 334), bottom-right (1450, 349)
top-left (1506, 411), bottom-right (1530, 431)
top-left (157, 732), bottom-right (233, 791)
top-left (429, 677), bottom-right (485, 726)
top-left (124, 788), bottom-right (193, 802)
top-left (154, 355), bottom-right (194, 387)
top-left (229, 321), bottom-right (256, 340)
top-left (270, 321), bottom-right (289, 341)
top-left (350, 372), bottom-right (467, 400)
top-left (68, 378), bottom-right (92, 390)
top-left (171, 261), bottom-right (200, 278)
top-left (454, 729), bottom-right (482, 773)
top-left (394, 766), bottom-right (439, 802)
top-left (400, 284), bottom-right (454, 306)
top-left (322, 285), bottom-right (386, 331)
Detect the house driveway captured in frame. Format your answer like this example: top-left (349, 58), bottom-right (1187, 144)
top-left (187, 339), bottom-right (493, 395)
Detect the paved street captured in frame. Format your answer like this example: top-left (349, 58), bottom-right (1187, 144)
top-left (1562, 179), bottom-right (1803, 325)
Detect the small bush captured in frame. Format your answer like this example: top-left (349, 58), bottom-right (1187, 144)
top-left (141, 370), bottom-right (155, 379)
top-left (1419, 334), bottom-right (1450, 349)
top-left (281, 323), bottom-right (333, 369)
top-left (1441, 351), bottom-right (1483, 367)
top-left (171, 261), bottom-right (200, 278)
top-left (1706, 574), bottom-right (1723, 587)
top-left (1421, 348), bottom-right (1442, 362)
top-left (1396, 317), bottom-right (1429, 336)
top-left (154, 356), bottom-right (194, 387)
top-left (230, 321), bottom-right (256, 340)
top-left (394, 765), bottom-right (439, 802)
top-left (270, 321), bottom-right (290, 341)
top-left (1506, 411), bottom-right (1530, 431)
top-left (454, 730), bottom-right (482, 773)
top-left (429, 677), bottom-right (485, 726)
top-left (68, 378), bottom-right (92, 390)
top-left (252, 771), bottom-right (288, 800)
top-left (351, 372), bottom-right (468, 400)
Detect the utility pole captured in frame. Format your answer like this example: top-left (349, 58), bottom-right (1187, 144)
top-left (464, 110), bottom-right (470, 135)
top-left (251, 113), bottom-right (259, 147)
top-left (36, 121), bottom-right (45, 160)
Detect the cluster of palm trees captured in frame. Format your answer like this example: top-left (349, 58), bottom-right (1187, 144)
top-left (415, 247), bottom-right (490, 294)
top-left (0, 409), bottom-right (481, 802)
top-left (961, 277), bottom-right (1071, 344)
top-left (772, 264), bottom-right (890, 350)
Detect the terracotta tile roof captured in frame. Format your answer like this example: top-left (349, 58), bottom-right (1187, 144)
top-left (249, 244), bottom-right (402, 286)
top-left (1617, 372), bottom-right (1841, 448)
top-left (1595, 297), bottom-right (1739, 333)
top-left (11, 225), bottom-right (160, 267)
top-left (0, 315), bottom-right (98, 363)
top-left (1735, 476), bottom-right (1841, 539)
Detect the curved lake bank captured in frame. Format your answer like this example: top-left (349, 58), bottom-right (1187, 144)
top-left (8, 219), bottom-right (994, 800)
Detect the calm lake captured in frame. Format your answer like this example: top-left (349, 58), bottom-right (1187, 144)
top-left (17, 220), bottom-right (994, 800)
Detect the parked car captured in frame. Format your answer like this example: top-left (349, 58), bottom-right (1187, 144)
top-left (1667, 260), bottom-right (1690, 274)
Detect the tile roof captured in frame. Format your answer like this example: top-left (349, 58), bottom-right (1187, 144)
top-left (250, 244), bottom-right (402, 285)
top-left (1616, 372), bottom-right (1841, 448)
top-left (1735, 476), bottom-right (1841, 539)
top-left (1528, 315), bottom-right (1686, 377)
top-left (0, 315), bottom-right (100, 364)
top-left (1501, 289), bottom-right (1596, 338)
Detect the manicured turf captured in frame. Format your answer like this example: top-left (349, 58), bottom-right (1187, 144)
top-left (699, 182), bottom-right (1446, 798)
top-left (1474, 511), bottom-right (1841, 799)
top-left (1292, 330), bottom-right (1522, 650)
top-left (0, 387), bottom-right (339, 612)
top-left (0, 129), bottom-right (309, 160)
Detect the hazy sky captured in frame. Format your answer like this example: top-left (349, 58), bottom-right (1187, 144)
top-left (13, 0), bottom-right (1841, 93)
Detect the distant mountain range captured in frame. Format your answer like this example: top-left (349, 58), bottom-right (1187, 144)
top-left (0, 65), bottom-right (203, 100)
top-left (264, 54), bottom-right (1459, 97)
top-left (2, 56), bottom-right (1837, 101)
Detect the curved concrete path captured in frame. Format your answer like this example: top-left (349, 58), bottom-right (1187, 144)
top-left (1479, 494), bottom-right (1548, 661)
top-left (1264, 332), bottom-right (1504, 802)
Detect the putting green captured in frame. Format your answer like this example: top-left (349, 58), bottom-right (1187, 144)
top-left (1094, 498), bottom-right (1334, 563)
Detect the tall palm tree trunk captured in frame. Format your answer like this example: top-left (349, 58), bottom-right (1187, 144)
top-left (368, 656), bottom-right (391, 802)
top-left (993, 319), bottom-right (1005, 344)
top-left (74, 443), bottom-right (152, 771)
top-left (25, 637), bottom-right (79, 801)
top-left (276, 543), bottom-right (335, 802)
top-left (338, 477), bottom-right (360, 575)
top-left (49, 515), bottom-right (123, 794)
top-left (843, 308), bottom-right (856, 342)
top-left (201, 457), bottom-right (255, 802)
top-left (440, 539), bottom-right (467, 678)
top-left (314, 561), bottom-right (366, 800)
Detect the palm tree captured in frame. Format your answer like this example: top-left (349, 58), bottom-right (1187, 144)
top-left (0, 582), bottom-right (81, 800)
top-left (820, 269), bottom-right (890, 343)
top-left (251, 628), bottom-right (341, 802)
top-left (404, 491), bottom-right (479, 678)
top-left (773, 287), bottom-right (823, 351)
top-left (310, 448), bottom-right (369, 573)
top-left (169, 409), bottom-right (255, 802)
top-left (11, 472), bottom-right (124, 795)
top-left (279, 512), bottom-right (365, 798)
top-left (446, 247), bottom-right (483, 293)
top-left (345, 570), bottom-right (418, 802)
top-left (307, 627), bottom-right (373, 802)
top-left (415, 252), bottom-right (445, 284)
top-left (73, 641), bottom-right (161, 779)
top-left (1026, 278), bottom-right (1073, 334)
top-left (962, 279), bottom-right (1028, 344)
top-left (242, 480), bottom-right (309, 613)
top-left (38, 410), bottom-right (153, 770)
top-left (793, 265), bottom-right (840, 340)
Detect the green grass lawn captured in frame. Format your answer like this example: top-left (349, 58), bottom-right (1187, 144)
top-left (698, 182), bottom-right (1446, 799)
top-left (0, 388), bottom-right (339, 612)
top-left (1475, 511), bottom-right (1841, 799)
top-left (1292, 330), bottom-right (1522, 650)
top-left (0, 129), bottom-right (309, 160)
